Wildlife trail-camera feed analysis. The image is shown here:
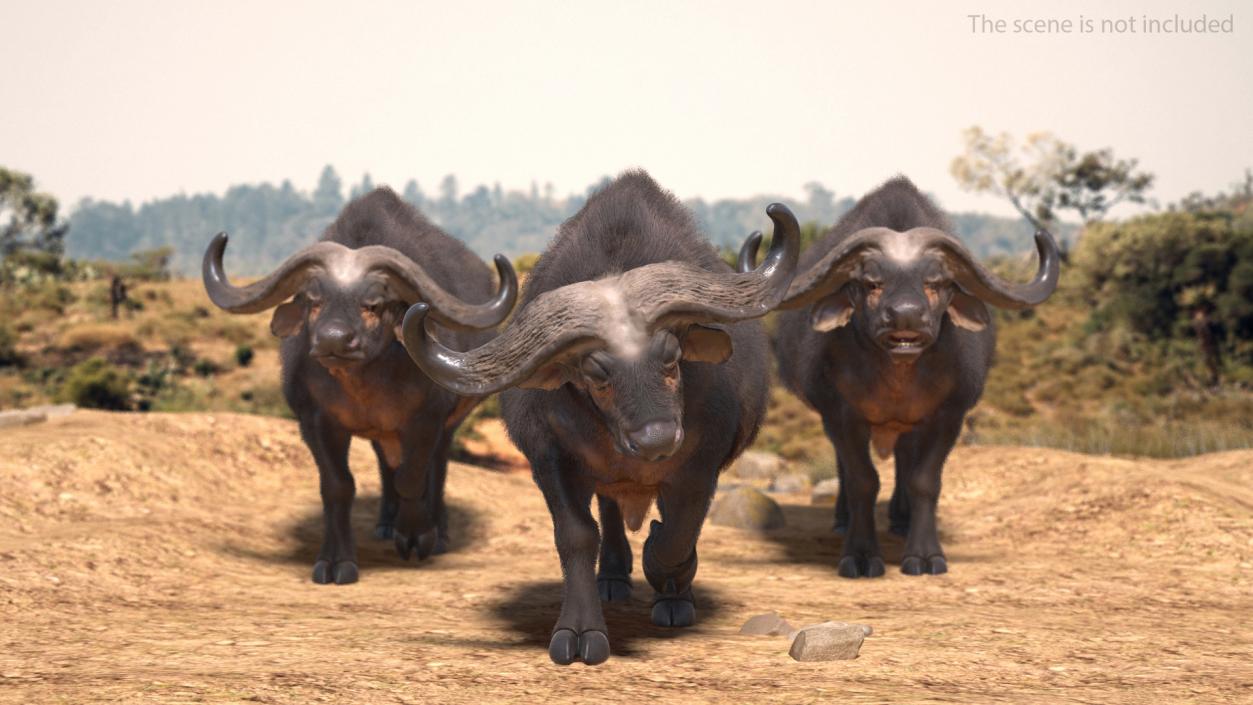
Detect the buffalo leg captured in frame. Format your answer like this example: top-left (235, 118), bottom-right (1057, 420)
top-left (533, 457), bottom-right (609, 666)
top-left (833, 458), bottom-right (850, 535)
top-left (596, 495), bottom-right (633, 602)
top-left (826, 418), bottom-right (884, 578)
top-left (392, 421), bottom-right (443, 562)
top-left (888, 459), bottom-right (911, 537)
top-left (300, 414), bottom-right (358, 585)
top-left (643, 474), bottom-right (716, 628)
top-left (426, 431), bottom-right (454, 555)
top-left (370, 441), bottom-right (399, 540)
top-left (894, 411), bottom-right (963, 575)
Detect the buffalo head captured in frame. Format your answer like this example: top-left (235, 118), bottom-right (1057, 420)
top-left (741, 225), bottom-right (1060, 361)
top-left (202, 234), bottom-right (517, 369)
top-left (402, 204), bottom-right (801, 461)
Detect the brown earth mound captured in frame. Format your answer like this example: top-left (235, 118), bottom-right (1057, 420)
top-left (1, 411), bottom-right (1250, 703)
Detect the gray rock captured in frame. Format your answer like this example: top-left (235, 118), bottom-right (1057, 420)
top-left (788, 621), bottom-right (866, 661)
top-left (739, 612), bottom-right (794, 636)
top-left (810, 478), bottom-right (840, 505)
top-left (708, 486), bottom-right (786, 530)
top-left (769, 472), bottom-right (811, 494)
top-left (728, 450), bottom-right (784, 480)
top-left (0, 409), bottom-right (48, 430)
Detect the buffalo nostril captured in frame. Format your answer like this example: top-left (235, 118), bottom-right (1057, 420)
top-left (626, 421), bottom-right (682, 461)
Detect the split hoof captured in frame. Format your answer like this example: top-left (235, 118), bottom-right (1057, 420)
top-left (837, 554), bottom-right (885, 579)
top-left (651, 594), bottom-right (695, 628)
top-left (394, 527), bottom-right (438, 562)
top-left (597, 576), bottom-right (632, 602)
top-left (311, 560), bottom-right (358, 585)
top-left (373, 523), bottom-right (395, 540)
top-left (548, 629), bottom-right (610, 666)
top-left (901, 555), bottom-right (948, 575)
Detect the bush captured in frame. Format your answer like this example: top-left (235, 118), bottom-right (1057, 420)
top-left (193, 358), bottom-right (220, 377)
top-left (59, 357), bottom-right (130, 410)
top-left (234, 344), bottom-right (254, 367)
top-left (0, 323), bottom-right (20, 366)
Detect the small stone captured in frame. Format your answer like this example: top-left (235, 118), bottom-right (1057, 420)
top-left (0, 409), bottom-right (48, 430)
top-left (788, 622), bottom-right (865, 661)
top-left (810, 478), bottom-right (840, 505)
top-left (739, 612), bottom-right (794, 636)
top-left (709, 486), bottom-right (785, 530)
top-left (728, 450), bottom-right (784, 480)
top-left (769, 472), bottom-right (810, 494)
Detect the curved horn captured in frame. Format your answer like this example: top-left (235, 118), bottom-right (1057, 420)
top-left (401, 282), bottom-right (605, 396)
top-left (926, 228), bottom-right (1060, 309)
top-left (360, 247), bottom-right (518, 330)
top-left (737, 231), bottom-right (762, 273)
top-left (776, 227), bottom-right (892, 309)
top-left (629, 202), bottom-right (798, 325)
top-left (202, 233), bottom-right (341, 313)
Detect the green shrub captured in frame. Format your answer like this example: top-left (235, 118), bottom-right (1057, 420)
top-left (59, 357), bottom-right (130, 410)
top-left (0, 323), bottom-right (20, 367)
top-left (234, 344), bottom-right (255, 367)
top-left (193, 358), bottom-right (219, 377)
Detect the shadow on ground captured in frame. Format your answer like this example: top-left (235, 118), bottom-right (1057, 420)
top-left (222, 493), bottom-right (488, 573)
top-left (748, 499), bottom-right (965, 572)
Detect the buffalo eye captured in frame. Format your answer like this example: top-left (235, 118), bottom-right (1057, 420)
top-left (581, 353), bottom-right (612, 388)
top-left (362, 299), bottom-right (384, 314)
top-left (659, 334), bottom-right (681, 372)
top-left (862, 279), bottom-right (883, 294)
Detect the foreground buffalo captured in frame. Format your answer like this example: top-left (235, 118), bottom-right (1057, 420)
top-left (754, 177), bottom-right (1059, 578)
top-left (203, 188), bottom-right (517, 584)
top-left (402, 171), bottom-right (798, 665)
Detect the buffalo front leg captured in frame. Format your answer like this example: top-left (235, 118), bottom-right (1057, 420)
top-left (300, 415), bottom-right (358, 585)
top-left (894, 411), bottom-right (964, 575)
top-left (596, 495), bottom-right (633, 602)
top-left (426, 431), bottom-right (454, 555)
top-left (643, 475), bottom-right (717, 628)
top-left (826, 418), bottom-right (884, 578)
top-left (533, 459), bottom-right (609, 666)
top-left (370, 441), bottom-right (400, 540)
top-left (392, 422), bottom-right (443, 562)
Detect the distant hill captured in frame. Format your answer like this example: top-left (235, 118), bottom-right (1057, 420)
top-left (66, 166), bottom-right (1076, 275)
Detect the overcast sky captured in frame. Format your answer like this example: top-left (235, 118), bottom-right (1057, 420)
top-left (1, 0), bottom-right (1249, 218)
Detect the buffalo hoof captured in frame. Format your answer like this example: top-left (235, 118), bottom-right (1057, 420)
top-left (901, 555), bottom-right (948, 575)
top-left (432, 532), bottom-right (450, 556)
top-left (373, 523), bottom-right (395, 540)
top-left (597, 576), bottom-right (632, 602)
top-left (394, 527), bottom-right (438, 562)
top-left (651, 594), bottom-right (695, 628)
top-left (311, 560), bottom-right (359, 585)
top-left (548, 629), bottom-right (610, 666)
top-left (837, 554), bottom-right (885, 579)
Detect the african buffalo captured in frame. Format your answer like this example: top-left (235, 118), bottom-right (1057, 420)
top-left (401, 171), bottom-right (799, 664)
top-left (747, 177), bottom-right (1059, 578)
top-left (203, 187), bottom-right (517, 584)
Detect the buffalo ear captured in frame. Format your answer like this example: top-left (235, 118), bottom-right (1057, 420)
top-left (948, 292), bottom-right (990, 331)
top-left (518, 362), bottom-right (573, 390)
top-left (681, 324), bottom-right (733, 364)
top-left (810, 289), bottom-right (855, 332)
top-left (270, 300), bottom-right (306, 337)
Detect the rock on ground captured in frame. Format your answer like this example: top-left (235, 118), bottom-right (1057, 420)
top-left (769, 472), bottom-right (811, 495)
top-left (739, 612), bottom-right (795, 636)
top-left (789, 622), bottom-right (867, 661)
top-left (708, 486), bottom-right (786, 530)
top-left (728, 450), bottom-right (784, 480)
top-left (810, 477), bottom-right (840, 505)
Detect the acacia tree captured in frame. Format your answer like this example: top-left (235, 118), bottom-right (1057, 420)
top-left (1, 166), bottom-right (67, 258)
top-left (951, 127), bottom-right (1154, 227)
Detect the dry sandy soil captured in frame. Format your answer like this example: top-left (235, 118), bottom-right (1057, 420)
top-left (1, 411), bottom-right (1250, 704)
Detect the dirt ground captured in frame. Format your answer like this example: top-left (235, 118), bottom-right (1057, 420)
top-left (1, 411), bottom-right (1250, 704)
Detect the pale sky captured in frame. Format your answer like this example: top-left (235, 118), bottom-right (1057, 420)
top-left (1, 0), bottom-right (1249, 219)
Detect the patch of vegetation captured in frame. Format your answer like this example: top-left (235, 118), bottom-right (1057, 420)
top-left (234, 344), bottom-right (254, 367)
top-left (58, 357), bottom-right (131, 410)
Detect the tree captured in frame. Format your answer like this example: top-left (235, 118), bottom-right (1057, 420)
top-left (1, 166), bottom-right (68, 258)
top-left (951, 127), bottom-right (1154, 227)
top-left (440, 174), bottom-right (459, 205)
top-left (402, 179), bottom-right (425, 208)
top-left (312, 165), bottom-right (343, 216)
